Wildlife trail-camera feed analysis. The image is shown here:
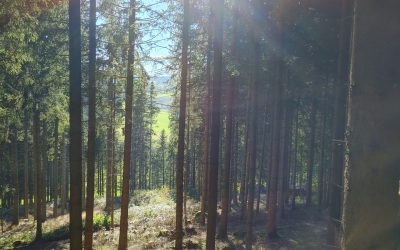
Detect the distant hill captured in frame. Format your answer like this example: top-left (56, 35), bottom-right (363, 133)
top-left (151, 76), bottom-right (170, 91)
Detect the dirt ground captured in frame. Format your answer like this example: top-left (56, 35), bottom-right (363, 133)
top-left (14, 195), bottom-right (329, 249)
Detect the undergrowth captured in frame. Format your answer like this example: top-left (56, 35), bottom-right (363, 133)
top-left (0, 187), bottom-right (200, 250)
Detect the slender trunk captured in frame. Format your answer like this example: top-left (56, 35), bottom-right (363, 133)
top-left (239, 100), bottom-right (250, 222)
top-left (267, 1), bottom-right (285, 239)
top-left (317, 107), bottom-right (326, 212)
top-left (84, 0), bottom-right (96, 246)
top-left (12, 126), bottom-right (19, 225)
top-left (34, 107), bottom-right (43, 241)
top-left (174, 0), bottom-right (189, 248)
top-left (184, 57), bottom-right (191, 223)
top-left (41, 120), bottom-right (47, 221)
top-left (291, 104), bottom-right (299, 210)
top-left (306, 98), bottom-right (317, 206)
top-left (218, 0), bottom-right (237, 238)
top-left (61, 133), bottom-right (66, 215)
top-left (118, 1), bottom-right (135, 248)
top-left (341, 2), bottom-right (400, 248)
top-left (205, 0), bottom-right (223, 247)
top-left (256, 104), bottom-right (268, 214)
top-left (326, 0), bottom-right (353, 245)
top-left (200, 2), bottom-right (212, 227)
top-left (24, 112), bottom-right (29, 219)
top-left (69, 0), bottom-right (83, 246)
top-left (278, 106), bottom-right (287, 218)
top-left (245, 28), bottom-right (260, 250)
top-left (232, 122), bottom-right (239, 204)
top-left (106, 44), bottom-right (114, 213)
top-left (53, 118), bottom-right (59, 218)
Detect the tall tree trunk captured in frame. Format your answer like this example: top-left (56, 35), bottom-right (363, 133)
top-left (12, 125), bottom-right (19, 226)
top-left (326, 0), bottom-right (353, 245)
top-left (232, 121), bottom-right (239, 204)
top-left (317, 107), bottom-right (326, 212)
top-left (184, 57), bottom-right (191, 224)
top-left (267, 1), bottom-right (285, 239)
top-left (340, 1), bottom-right (400, 248)
top-left (245, 23), bottom-right (260, 250)
top-left (53, 118), bottom-right (59, 218)
top-left (118, 0), bottom-right (135, 248)
top-left (291, 104), bottom-right (299, 210)
top-left (69, 0), bottom-right (83, 246)
top-left (41, 120), bottom-right (47, 221)
top-left (306, 98), bottom-right (317, 206)
top-left (84, 0), bottom-right (96, 246)
top-left (239, 100), bottom-right (250, 222)
top-left (218, 0), bottom-right (237, 239)
top-left (175, 0), bottom-right (189, 248)
top-left (34, 107), bottom-right (43, 241)
top-left (278, 106), bottom-right (287, 218)
top-left (205, 0), bottom-right (223, 247)
top-left (61, 132), bottom-right (66, 215)
top-left (24, 111), bottom-right (29, 219)
top-left (256, 104), bottom-right (268, 214)
top-left (106, 44), bottom-right (114, 213)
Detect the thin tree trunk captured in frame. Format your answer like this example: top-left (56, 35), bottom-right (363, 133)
top-left (218, 0), bottom-right (237, 239)
top-left (326, 0), bottom-right (353, 245)
top-left (68, 0), bottom-right (83, 246)
top-left (306, 98), bottom-right (317, 206)
top-left (317, 107), bottom-right (326, 212)
top-left (12, 126), bottom-right (19, 225)
top-left (267, 1), bottom-right (285, 239)
top-left (278, 106), bottom-right (287, 218)
top-left (34, 107), bottom-right (43, 241)
top-left (118, 0), bottom-right (135, 248)
top-left (341, 2), bottom-right (400, 248)
top-left (291, 104), bottom-right (299, 210)
top-left (175, 0), bottom-right (189, 248)
top-left (205, 0), bottom-right (223, 247)
top-left (239, 100), bottom-right (250, 222)
top-left (24, 112), bottom-right (29, 219)
top-left (61, 133), bottom-right (66, 215)
top-left (41, 120), bottom-right (47, 221)
top-left (256, 104), bottom-right (268, 214)
top-left (84, 0), bottom-right (96, 246)
top-left (245, 24), bottom-right (260, 249)
top-left (106, 44), bottom-right (114, 213)
top-left (53, 118), bottom-right (59, 218)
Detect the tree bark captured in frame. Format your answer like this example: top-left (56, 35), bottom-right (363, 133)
top-left (218, 0), bottom-right (237, 239)
top-left (41, 120), bottom-right (47, 221)
top-left (317, 107), bottom-right (326, 212)
top-left (24, 111), bottom-right (29, 219)
top-left (174, 0), bottom-right (189, 248)
top-left (340, 1), bottom-right (400, 248)
top-left (205, 0), bottom-right (223, 247)
top-left (106, 44), bottom-right (114, 213)
top-left (118, 0), bottom-right (135, 248)
top-left (326, 0), bottom-right (353, 245)
top-left (11, 125), bottom-right (19, 226)
top-left (53, 118), bottom-right (59, 218)
top-left (291, 104), bottom-right (299, 210)
top-left (245, 22), bottom-right (260, 250)
top-left (34, 107), bottom-right (43, 241)
top-left (61, 132), bottom-right (66, 215)
top-left (306, 98), bottom-right (317, 206)
top-left (278, 106), bottom-right (287, 218)
top-left (84, 0), bottom-right (96, 246)
top-left (68, 0), bottom-right (83, 247)
top-left (267, 1), bottom-right (285, 239)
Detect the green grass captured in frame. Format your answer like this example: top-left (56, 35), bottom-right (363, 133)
top-left (153, 111), bottom-right (170, 140)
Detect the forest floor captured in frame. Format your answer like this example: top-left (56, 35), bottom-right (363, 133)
top-left (0, 190), bottom-right (329, 249)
